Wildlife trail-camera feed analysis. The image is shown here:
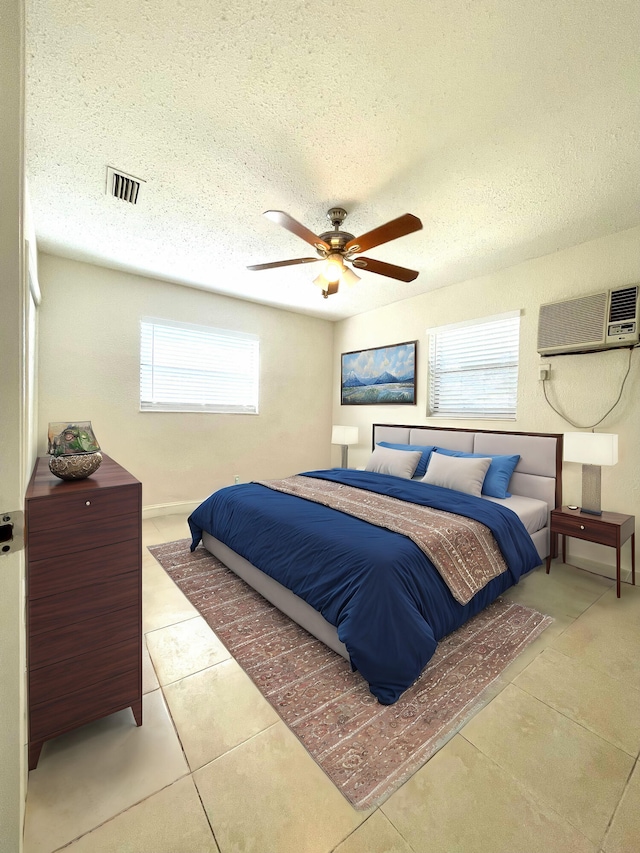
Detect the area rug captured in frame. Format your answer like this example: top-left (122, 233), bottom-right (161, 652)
top-left (149, 539), bottom-right (552, 809)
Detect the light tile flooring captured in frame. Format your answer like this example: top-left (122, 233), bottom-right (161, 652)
top-left (23, 514), bottom-right (640, 853)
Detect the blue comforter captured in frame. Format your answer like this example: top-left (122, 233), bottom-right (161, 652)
top-left (188, 469), bottom-right (541, 704)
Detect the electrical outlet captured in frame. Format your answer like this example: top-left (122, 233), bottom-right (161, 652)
top-left (234, 475), bottom-right (240, 484)
top-left (539, 363), bottom-right (551, 381)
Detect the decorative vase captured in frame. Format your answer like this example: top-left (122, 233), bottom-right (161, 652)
top-left (49, 451), bottom-right (103, 480)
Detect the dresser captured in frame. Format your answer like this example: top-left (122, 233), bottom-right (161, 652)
top-left (25, 454), bottom-right (142, 769)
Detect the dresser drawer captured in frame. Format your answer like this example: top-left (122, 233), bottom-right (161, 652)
top-left (29, 571), bottom-right (140, 636)
top-left (29, 635), bottom-right (140, 707)
top-left (28, 604), bottom-right (139, 669)
top-left (27, 484), bottom-right (139, 534)
top-left (29, 667), bottom-right (140, 742)
top-left (29, 539), bottom-right (140, 599)
top-left (27, 512), bottom-right (139, 562)
top-left (552, 513), bottom-right (618, 547)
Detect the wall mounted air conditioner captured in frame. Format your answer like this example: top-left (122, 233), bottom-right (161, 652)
top-left (537, 285), bottom-right (639, 356)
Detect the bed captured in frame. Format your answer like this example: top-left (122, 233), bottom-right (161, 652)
top-left (188, 424), bottom-right (562, 704)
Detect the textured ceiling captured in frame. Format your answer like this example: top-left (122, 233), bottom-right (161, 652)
top-left (25, 0), bottom-right (640, 320)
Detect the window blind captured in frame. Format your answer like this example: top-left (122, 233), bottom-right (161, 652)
top-left (428, 313), bottom-right (520, 419)
top-left (140, 318), bottom-right (259, 413)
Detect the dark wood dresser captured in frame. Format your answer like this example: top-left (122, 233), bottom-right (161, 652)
top-left (25, 454), bottom-right (142, 770)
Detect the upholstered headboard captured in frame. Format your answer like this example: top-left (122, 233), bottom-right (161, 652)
top-left (372, 423), bottom-right (563, 517)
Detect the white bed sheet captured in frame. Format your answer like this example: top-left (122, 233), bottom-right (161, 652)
top-left (481, 493), bottom-right (548, 535)
top-left (407, 472), bottom-right (549, 536)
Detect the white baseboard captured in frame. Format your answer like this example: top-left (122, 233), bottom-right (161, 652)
top-left (142, 500), bottom-right (201, 520)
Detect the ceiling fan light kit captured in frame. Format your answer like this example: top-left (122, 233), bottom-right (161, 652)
top-left (339, 266), bottom-right (361, 288)
top-left (248, 207), bottom-right (423, 298)
top-left (324, 253), bottom-right (345, 282)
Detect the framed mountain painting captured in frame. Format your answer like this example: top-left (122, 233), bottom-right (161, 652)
top-left (341, 340), bottom-right (417, 405)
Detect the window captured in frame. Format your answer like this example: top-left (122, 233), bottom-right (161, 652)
top-left (140, 318), bottom-right (259, 413)
top-left (428, 311), bottom-right (520, 419)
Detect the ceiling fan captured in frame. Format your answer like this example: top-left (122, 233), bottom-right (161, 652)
top-left (247, 207), bottom-right (423, 298)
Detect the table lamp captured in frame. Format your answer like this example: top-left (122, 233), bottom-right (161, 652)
top-left (331, 425), bottom-right (359, 468)
top-left (563, 432), bottom-right (618, 516)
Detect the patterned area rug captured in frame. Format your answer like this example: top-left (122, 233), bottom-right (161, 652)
top-left (149, 539), bottom-right (552, 809)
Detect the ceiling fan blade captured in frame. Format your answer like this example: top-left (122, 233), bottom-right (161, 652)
top-left (263, 210), bottom-right (330, 252)
top-left (345, 214), bottom-right (422, 253)
top-left (352, 256), bottom-right (419, 282)
top-left (247, 257), bottom-right (321, 271)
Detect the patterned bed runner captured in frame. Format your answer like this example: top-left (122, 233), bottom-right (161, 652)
top-left (254, 476), bottom-right (508, 605)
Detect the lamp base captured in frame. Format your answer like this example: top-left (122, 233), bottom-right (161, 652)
top-left (341, 445), bottom-right (349, 468)
top-left (581, 463), bottom-right (602, 515)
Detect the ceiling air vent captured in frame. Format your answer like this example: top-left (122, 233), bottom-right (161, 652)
top-left (106, 166), bottom-right (145, 204)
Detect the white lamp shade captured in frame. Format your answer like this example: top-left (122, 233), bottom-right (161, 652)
top-left (331, 425), bottom-right (359, 446)
top-left (340, 266), bottom-right (361, 288)
top-left (563, 432), bottom-right (618, 466)
top-left (324, 254), bottom-right (345, 283)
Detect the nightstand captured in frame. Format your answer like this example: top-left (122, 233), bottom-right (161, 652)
top-left (546, 506), bottom-right (635, 598)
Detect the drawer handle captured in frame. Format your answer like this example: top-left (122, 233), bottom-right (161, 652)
top-left (580, 524), bottom-right (585, 530)
top-left (85, 501), bottom-right (91, 507)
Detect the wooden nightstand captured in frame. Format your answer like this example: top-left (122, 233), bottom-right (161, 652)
top-left (546, 506), bottom-right (635, 598)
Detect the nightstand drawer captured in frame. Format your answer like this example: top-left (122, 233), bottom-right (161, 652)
top-left (28, 538), bottom-right (140, 599)
top-left (28, 571), bottom-right (139, 636)
top-left (28, 604), bottom-right (139, 669)
top-left (29, 635), bottom-right (140, 707)
top-left (552, 513), bottom-right (618, 547)
top-left (27, 484), bottom-right (139, 533)
top-left (27, 512), bottom-right (139, 562)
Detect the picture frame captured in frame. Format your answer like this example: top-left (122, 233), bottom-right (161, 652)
top-left (341, 340), bottom-right (417, 405)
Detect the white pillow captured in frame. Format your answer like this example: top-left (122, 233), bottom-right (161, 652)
top-left (365, 445), bottom-right (422, 479)
top-left (421, 453), bottom-right (491, 497)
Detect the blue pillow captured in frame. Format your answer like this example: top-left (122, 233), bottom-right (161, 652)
top-left (433, 448), bottom-right (520, 499)
top-left (377, 442), bottom-right (436, 478)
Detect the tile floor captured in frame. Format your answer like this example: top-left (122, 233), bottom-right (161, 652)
top-left (23, 514), bottom-right (640, 853)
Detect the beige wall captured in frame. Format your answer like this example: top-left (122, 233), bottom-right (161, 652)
top-left (36, 223), bottom-right (640, 576)
top-left (37, 254), bottom-right (334, 509)
top-left (0, 0), bottom-right (26, 847)
top-left (334, 224), bottom-right (640, 577)
top-left (24, 189), bottom-right (40, 481)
